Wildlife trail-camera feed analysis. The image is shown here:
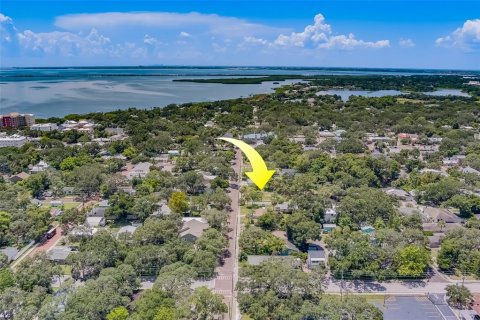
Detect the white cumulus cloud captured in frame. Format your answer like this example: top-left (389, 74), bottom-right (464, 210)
top-left (242, 14), bottom-right (389, 50)
top-left (436, 19), bottom-right (480, 51)
top-left (0, 13), bottom-right (16, 42)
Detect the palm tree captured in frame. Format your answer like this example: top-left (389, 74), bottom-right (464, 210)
top-left (437, 219), bottom-right (446, 232)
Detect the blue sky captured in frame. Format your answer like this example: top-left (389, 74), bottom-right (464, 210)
top-left (1, 1), bottom-right (479, 69)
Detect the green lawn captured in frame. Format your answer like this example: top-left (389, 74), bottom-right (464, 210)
top-left (63, 202), bottom-right (80, 210)
top-left (41, 201), bottom-right (80, 210)
top-left (60, 264), bottom-right (72, 276)
top-left (262, 192), bottom-right (272, 201)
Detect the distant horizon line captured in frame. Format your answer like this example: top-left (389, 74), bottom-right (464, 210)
top-left (1, 65), bottom-right (480, 72)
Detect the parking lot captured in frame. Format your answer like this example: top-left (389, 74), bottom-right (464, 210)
top-left (372, 296), bottom-right (457, 320)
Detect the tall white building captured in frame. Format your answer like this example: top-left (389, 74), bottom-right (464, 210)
top-left (30, 123), bottom-right (58, 132)
top-left (0, 134), bottom-right (27, 148)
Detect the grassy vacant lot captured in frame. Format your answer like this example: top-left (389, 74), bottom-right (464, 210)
top-left (63, 202), bottom-right (80, 210)
top-left (41, 201), bottom-right (80, 210)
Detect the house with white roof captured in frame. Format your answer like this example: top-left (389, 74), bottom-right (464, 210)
top-left (30, 160), bottom-right (50, 173)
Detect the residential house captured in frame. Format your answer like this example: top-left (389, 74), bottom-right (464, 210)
top-left (271, 230), bottom-right (299, 254)
top-left (63, 187), bottom-right (76, 195)
top-left (86, 216), bottom-right (106, 227)
top-left (290, 135), bottom-right (306, 144)
top-left (422, 222), bottom-right (463, 233)
top-left (50, 200), bottom-right (63, 207)
top-left (30, 160), bottom-right (50, 173)
top-left (242, 132), bottom-right (275, 143)
top-left (154, 154), bottom-right (170, 164)
top-left (105, 127), bottom-right (125, 136)
top-left (418, 145), bottom-right (440, 155)
top-left (319, 130), bottom-right (336, 138)
top-left (420, 168), bottom-right (448, 176)
top-left (98, 199), bottom-right (109, 208)
top-left (117, 225), bottom-right (138, 239)
top-left (398, 133), bottom-right (419, 144)
top-left (274, 202), bottom-right (294, 213)
top-left (324, 207), bottom-right (338, 223)
top-left (462, 166), bottom-right (480, 176)
top-left (0, 247), bottom-right (19, 262)
top-left (180, 217), bottom-right (209, 242)
top-left (47, 246), bottom-right (72, 264)
top-left (384, 188), bottom-right (413, 201)
top-left (69, 225), bottom-right (94, 240)
top-left (307, 248), bottom-right (326, 269)
top-left (9, 172), bottom-right (30, 183)
top-left (280, 168), bottom-right (297, 176)
top-left (367, 135), bottom-right (392, 145)
top-left (152, 201), bottom-right (172, 216)
top-left (427, 137), bottom-right (443, 144)
top-left (127, 162), bottom-right (151, 180)
top-left (89, 206), bottom-right (107, 218)
top-left (423, 207), bottom-right (463, 224)
top-left (443, 157), bottom-right (461, 167)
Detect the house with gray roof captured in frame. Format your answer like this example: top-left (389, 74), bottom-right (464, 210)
top-left (127, 162), bottom-right (152, 180)
top-left (47, 246), bottom-right (72, 264)
top-left (152, 201), bottom-right (172, 216)
top-left (307, 248), bottom-right (326, 268)
top-left (462, 166), bottom-right (480, 175)
top-left (423, 206), bottom-right (463, 224)
top-left (180, 218), bottom-right (209, 242)
top-left (117, 225), bottom-right (138, 240)
top-left (86, 216), bottom-right (106, 227)
top-left (0, 247), bottom-right (19, 262)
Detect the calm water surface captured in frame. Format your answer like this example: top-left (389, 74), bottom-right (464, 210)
top-left (1, 67), bottom-right (476, 117)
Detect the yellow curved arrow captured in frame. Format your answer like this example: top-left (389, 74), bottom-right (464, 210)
top-left (218, 137), bottom-right (275, 190)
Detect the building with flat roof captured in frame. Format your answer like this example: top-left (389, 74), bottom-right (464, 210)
top-left (30, 123), bottom-right (58, 132)
top-left (0, 134), bottom-right (27, 148)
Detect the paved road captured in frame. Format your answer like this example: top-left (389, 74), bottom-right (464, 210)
top-left (213, 150), bottom-right (242, 320)
top-left (33, 226), bottom-right (63, 254)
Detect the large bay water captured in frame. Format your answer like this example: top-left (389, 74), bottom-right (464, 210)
top-left (316, 88), bottom-right (471, 101)
top-left (0, 67), bottom-right (477, 118)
